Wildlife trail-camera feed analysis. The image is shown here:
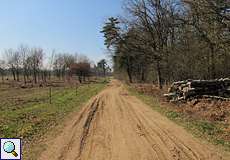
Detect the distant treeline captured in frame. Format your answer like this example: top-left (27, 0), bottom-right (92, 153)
top-left (0, 45), bottom-right (111, 84)
top-left (101, 0), bottom-right (230, 88)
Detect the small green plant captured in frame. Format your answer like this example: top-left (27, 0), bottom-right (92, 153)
top-left (196, 121), bottom-right (222, 135)
top-left (166, 111), bottom-right (180, 119)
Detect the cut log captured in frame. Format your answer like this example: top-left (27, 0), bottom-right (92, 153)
top-left (165, 78), bottom-right (230, 101)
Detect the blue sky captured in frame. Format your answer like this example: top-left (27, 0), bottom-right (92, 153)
top-left (0, 0), bottom-right (123, 63)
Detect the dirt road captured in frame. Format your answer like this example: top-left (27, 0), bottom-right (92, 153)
top-left (39, 80), bottom-right (228, 160)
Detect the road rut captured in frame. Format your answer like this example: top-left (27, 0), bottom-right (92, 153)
top-left (39, 80), bottom-right (228, 160)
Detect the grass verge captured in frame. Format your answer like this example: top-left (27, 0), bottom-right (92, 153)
top-left (127, 85), bottom-right (230, 151)
top-left (0, 82), bottom-right (107, 150)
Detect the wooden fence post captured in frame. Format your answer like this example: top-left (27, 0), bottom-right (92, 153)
top-left (49, 87), bottom-right (52, 104)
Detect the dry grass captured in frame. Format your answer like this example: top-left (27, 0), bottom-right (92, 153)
top-left (128, 83), bottom-right (230, 151)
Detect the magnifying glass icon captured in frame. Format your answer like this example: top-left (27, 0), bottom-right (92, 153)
top-left (3, 141), bottom-right (18, 157)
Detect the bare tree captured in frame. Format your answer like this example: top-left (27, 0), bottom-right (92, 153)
top-left (29, 48), bottom-right (44, 84)
top-left (0, 59), bottom-right (6, 82)
top-left (18, 44), bottom-right (29, 84)
top-left (47, 49), bottom-right (56, 80)
top-left (53, 53), bottom-right (65, 80)
top-left (4, 48), bottom-right (21, 81)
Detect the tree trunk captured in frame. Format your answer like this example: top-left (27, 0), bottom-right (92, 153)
top-left (23, 68), bottom-right (26, 84)
top-left (83, 73), bottom-right (86, 82)
top-left (210, 45), bottom-right (215, 79)
top-left (33, 68), bottom-right (37, 84)
top-left (1, 71), bottom-right (4, 83)
top-left (16, 68), bottom-right (20, 82)
top-left (127, 57), bottom-right (133, 83)
top-left (49, 71), bottom-right (51, 80)
top-left (141, 68), bottom-right (145, 82)
top-left (12, 67), bottom-right (16, 81)
top-left (78, 76), bottom-right (80, 83)
top-left (103, 67), bottom-right (106, 77)
top-left (79, 71), bottom-right (83, 83)
top-left (26, 72), bottom-right (29, 82)
top-left (156, 60), bottom-right (162, 89)
top-left (127, 66), bottom-right (133, 83)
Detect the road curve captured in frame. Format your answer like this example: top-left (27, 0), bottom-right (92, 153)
top-left (38, 80), bottom-right (228, 160)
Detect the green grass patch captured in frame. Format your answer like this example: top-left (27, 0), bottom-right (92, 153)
top-left (127, 85), bottom-right (230, 151)
top-left (0, 83), bottom-right (107, 140)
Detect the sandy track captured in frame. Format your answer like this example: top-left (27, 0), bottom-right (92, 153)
top-left (39, 80), bottom-right (228, 160)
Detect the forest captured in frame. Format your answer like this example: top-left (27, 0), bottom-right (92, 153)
top-left (101, 0), bottom-right (230, 88)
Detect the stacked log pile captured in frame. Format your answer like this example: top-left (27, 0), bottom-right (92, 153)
top-left (164, 78), bottom-right (230, 101)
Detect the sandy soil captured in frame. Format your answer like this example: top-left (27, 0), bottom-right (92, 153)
top-left (38, 80), bottom-right (229, 160)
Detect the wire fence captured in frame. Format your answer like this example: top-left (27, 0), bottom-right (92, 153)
top-left (0, 82), bottom-right (85, 111)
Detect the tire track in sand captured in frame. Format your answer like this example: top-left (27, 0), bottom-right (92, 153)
top-left (38, 80), bottom-right (229, 160)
